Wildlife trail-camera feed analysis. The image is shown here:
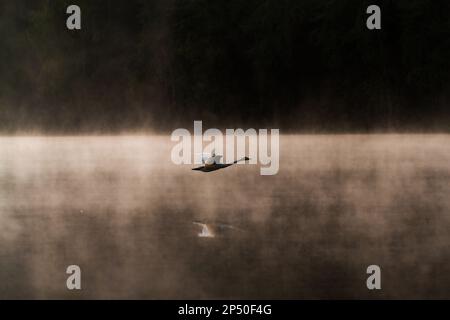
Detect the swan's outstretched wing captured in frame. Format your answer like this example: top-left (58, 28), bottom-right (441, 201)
top-left (194, 153), bottom-right (212, 164)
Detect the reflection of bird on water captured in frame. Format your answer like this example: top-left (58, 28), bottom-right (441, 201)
top-left (193, 222), bottom-right (215, 238)
top-left (192, 221), bottom-right (244, 238)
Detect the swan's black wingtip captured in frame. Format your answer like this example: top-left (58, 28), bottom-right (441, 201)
top-left (244, 157), bottom-right (250, 161)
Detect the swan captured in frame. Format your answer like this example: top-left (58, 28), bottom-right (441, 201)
top-left (192, 149), bottom-right (250, 172)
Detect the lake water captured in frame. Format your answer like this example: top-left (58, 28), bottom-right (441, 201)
top-left (0, 134), bottom-right (449, 299)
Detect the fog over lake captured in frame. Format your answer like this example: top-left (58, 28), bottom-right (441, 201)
top-left (0, 134), bottom-right (449, 299)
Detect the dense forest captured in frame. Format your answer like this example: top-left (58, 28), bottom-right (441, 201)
top-left (0, 0), bottom-right (449, 133)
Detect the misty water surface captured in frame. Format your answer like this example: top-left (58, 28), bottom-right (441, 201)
top-left (0, 135), bottom-right (449, 299)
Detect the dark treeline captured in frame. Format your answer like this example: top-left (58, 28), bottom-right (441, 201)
top-left (0, 0), bottom-right (449, 133)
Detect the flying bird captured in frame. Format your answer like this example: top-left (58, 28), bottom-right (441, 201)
top-left (192, 149), bottom-right (250, 172)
